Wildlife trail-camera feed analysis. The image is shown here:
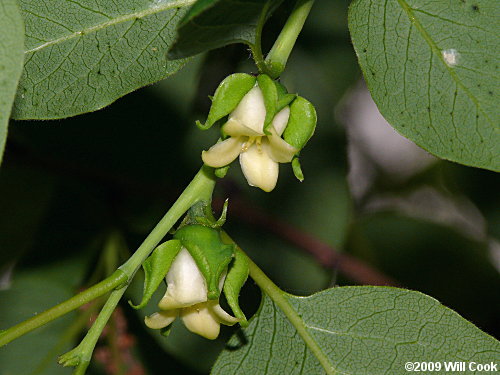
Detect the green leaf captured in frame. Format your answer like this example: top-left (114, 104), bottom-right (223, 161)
top-left (197, 73), bottom-right (256, 130)
top-left (348, 0), bottom-right (500, 171)
top-left (129, 239), bottom-right (182, 310)
top-left (213, 287), bottom-right (500, 374)
top-left (168, 0), bottom-right (283, 59)
top-left (12, 0), bottom-right (197, 120)
top-left (174, 225), bottom-right (234, 299)
top-left (0, 0), bottom-right (24, 164)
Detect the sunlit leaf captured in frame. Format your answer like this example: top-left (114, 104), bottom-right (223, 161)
top-left (12, 0), bottom-right (197, 120)
top-left (349, 0), bottom-right (500, 171)
top-left (213, 288), bottom-right (500, 374)
top-left (0, 0), bottom-right (24, 164)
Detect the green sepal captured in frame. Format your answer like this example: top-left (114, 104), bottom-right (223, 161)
top-left (215, 165), bottom-right (230, 178)
top-left (223, 248), bottom-right (249, 327)
top-left (277, 93), bottom-right (297, 112)
top-left (190, 199), bottom-right (228, 229)
top-left (174, 225), bottom-right (235, 300)
top-left (274, 81), bottom-right (297, 111)
top-left (291, 156), bottom-right (304, 182)
top-left (129, 240), bottom-right (182, 310)
top-left (283, 96), bottom-right (317, 150)
top-left (257, 74), bottom-right (279, 134)
top-left (160, 325), bottom-right (173, 337)
top-left (197, 73), bottom-right (256, 130)
top-left (258, 75), bottom-right (297, 134)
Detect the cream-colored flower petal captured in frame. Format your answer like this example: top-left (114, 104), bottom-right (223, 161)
top-left (229, 86), bottom-right (266, 135)
top-left (239, 144), bottom-right (279, 192)
top-left (181, 303), bottom-right (221, 340)
top-left (263, 134), bottom-right (298, 163)
top-left (159, 249), bottom-right (207, 310)
top-left (202, 136), bottom-right (244, 168)
top-left (207, 301), bottom-right (240, 326)
top-left (144, 310), bottom-right (177, 329)
top-left (223, 118), bottom-right (262, 137)
top-left (271, 106), bottom-right (290, 136)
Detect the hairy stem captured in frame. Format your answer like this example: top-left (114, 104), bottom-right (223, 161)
top-left (265, 0), bottom-right (315, 78)
top-left (220, 232), bottom-right (338, 375)
top-left (0, 166), bottom-right (216, 348)
top-left (246, 256), bottom-right (338, 375)
top-left (250, 1), bottom-right (272, 74)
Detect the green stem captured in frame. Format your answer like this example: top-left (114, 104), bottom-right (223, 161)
top-left (119, 165), bottom-right (216, 277)
top-left (60, 290), bottom-right (124, 374)
top-left (250, 1), bottom-right (272, 74)
top-left (33, 297), bottom-right (105, 375)
top-left (265, 0), bottom-right (315, 78)
top-left (0, 270), bottom-right (127, 347)
top-left (62, 165), bottom-right (216, 373)
top-left (220, 231), bottom-right (336, 374)
top-left (245, 255), bottom-right (337, 375)
top-left (0, 166), bottom-right (217, 348)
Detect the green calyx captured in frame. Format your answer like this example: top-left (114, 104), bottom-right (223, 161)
top-left (129, 240), bottom-right (182, 310)
top-left (283, 96), bottom-right (317, 150)
top-left (196, 73), bottom-right (256, 130)
top-left (257, 74), bottom-right (296, 134)
top-left (174, 225), bottom-right (235, 300)
top-left (223, 248), bottom-right (250, 326)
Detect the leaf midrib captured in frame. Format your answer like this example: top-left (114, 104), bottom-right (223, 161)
top-left (394, 0), bottom-right (494, 127)
top-left (24, 0), bottom-right (196, 54)
top-left (279, 294), bottom-right (339, 375)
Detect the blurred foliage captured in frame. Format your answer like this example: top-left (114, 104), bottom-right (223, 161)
top-left (0, 1), bottom-right (498, 374)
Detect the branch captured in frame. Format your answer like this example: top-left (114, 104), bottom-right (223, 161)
top-left (216, 197), bottom-right (399, 287)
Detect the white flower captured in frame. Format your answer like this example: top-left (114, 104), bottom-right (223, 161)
top-left (202, 86), bottom-right (298, 192)
top-left (144, 248), bottom-right (238, 340)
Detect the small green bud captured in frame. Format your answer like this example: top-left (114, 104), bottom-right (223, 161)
top-left (215, 165), bottom-right (230, 178)
top-left (291, 157), bottom-right (304, 182)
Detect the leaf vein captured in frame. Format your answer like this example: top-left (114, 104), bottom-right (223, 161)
top-left (24, 0), bottom-right (196, 54)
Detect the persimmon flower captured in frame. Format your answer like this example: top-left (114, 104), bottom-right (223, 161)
top-left (202, 86), bottom-right (298, 192)
top-left (144, 248), bottom-right (238, 340)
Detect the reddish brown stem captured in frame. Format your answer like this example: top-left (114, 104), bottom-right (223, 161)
top-left (215, 197), bottom-right (399, 287)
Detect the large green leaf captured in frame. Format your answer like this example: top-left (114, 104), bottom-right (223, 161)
top-left (213, 287), bottom-right (500, 374)
top-left (349, 0), bottom-right (500, 171)
top-left (0, 0), bottom-right (24, 164)
top-left (168, 0), bottom-right (283, 59)
top-left (12, 0), bottom-right (197, 120)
